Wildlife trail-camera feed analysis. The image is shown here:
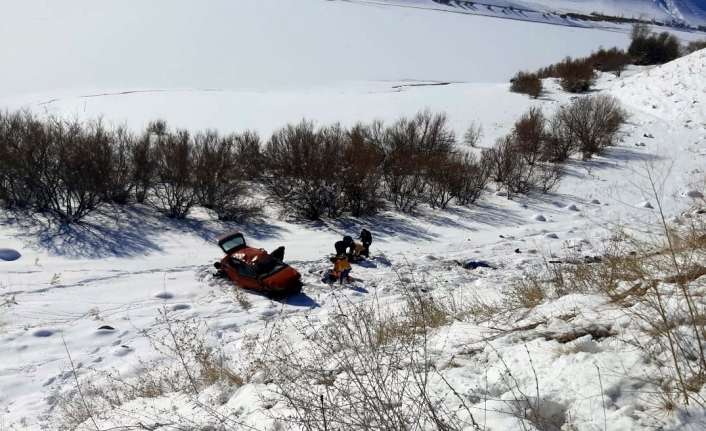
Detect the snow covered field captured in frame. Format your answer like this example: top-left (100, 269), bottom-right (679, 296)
top-left (1, 1), bottom-right (706, 430)
top-left (1, 49), bottom-right (705, 429)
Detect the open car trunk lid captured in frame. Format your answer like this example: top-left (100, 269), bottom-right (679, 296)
top-left (217, 231), bottom-right (247, 254)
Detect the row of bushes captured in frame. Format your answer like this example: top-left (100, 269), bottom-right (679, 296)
top-left (511, 24), bottom-right (705, 98)
top-left (486, 95), bottom-right (626, 198)
top-left (0, 113), bottom-right (258, 222)
top-left (262, 112), bottom-right (489, 218)
top-left (0, 95), bottom-right (626, 222)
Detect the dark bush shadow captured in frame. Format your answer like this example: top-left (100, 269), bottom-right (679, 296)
top-left (306, 212), bottom-right (439, 243)
top-left (277, 292), bottom-right (320, 308)
top-left (0, 204), bottom-right (285, 259)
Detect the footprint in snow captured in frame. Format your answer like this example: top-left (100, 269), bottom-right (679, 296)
top-left (566, 204), bottom-right (579, 211)
top-left (95, 325), bottom-right (116, 336)
top-left (154, 291), bottom-right (175, 300)
top-left (113, 345), bottom-right (134, 357)
top-left (545, 233), bottom-right (559, 239)
top-left (638, 201), bottom-right (654, 209)
top-left (171, 304), bottom-right (191, 311)
top-left (590, 199), bottom-right (601, 205)
top-left (533, 214), bottom-right (547, 222)
top-left (0, 248), bottom-right (21, 262)
top-left (32, 329), bottom-right (55, 338)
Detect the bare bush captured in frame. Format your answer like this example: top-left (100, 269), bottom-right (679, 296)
top-left (41, 119), bottom-right (114, 221)
top-left (262, 120), bottom-right (344, 220)
top-left (255, 293), bottom-right (480, 431)
top-left (684, 40), bottom-right (706, 55)
top-left (510, 71), bottom-right (542, 98)
top-left (381, 111), bottom-right (455, 212)
top-left (463, 122), bottom-right (483, 147)
top-left (150, 128), bottom-right (198, 219)
top-left (234, 130), bottom-right (264, 181)
top-left (451, 152), bottom-right (492, 206)
top-left (193, 131), bottom-right (252, 221)
top-left (628, 24), bottom-right (681, 65)
top-left (486, 108), bottom-right (563, 197)
top-left (425, 152), bottom-right (491, 208)
top-left (341, 123), bottom-right (385, 216)
top-left (555, 58), bottom-right (596, 93)
top-left (0, 111), bottom-right (45, 209)
top-left (103, 126), bottom-right (134, 205)
top-left (588, 47), bottom-right (631, 76)
top-left (552, 95), bottom-right (627, 159)
top-left (130, 132), bottom-right (156, 205)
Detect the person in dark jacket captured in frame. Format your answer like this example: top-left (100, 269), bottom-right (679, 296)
top-left (271, 246), bottom-right (285, 261)
top-left (334, 235), bottom-right (354, 256)
top-left (359, 229), bottom-right (372, 257)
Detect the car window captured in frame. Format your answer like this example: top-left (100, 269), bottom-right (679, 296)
top-left (231, 258), bottom-right (257, 278)
top-left (221, 236), bottom-right (245, 253)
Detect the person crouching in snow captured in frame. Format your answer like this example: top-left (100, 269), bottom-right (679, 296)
top-left (334, 255), bottom-right (352, 285)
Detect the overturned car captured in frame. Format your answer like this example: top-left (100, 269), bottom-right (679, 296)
top-left (214, 232), bottom-right (302, 296)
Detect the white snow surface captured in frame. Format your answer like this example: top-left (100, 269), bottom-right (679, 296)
top-left (1, 29), bottom-right (706, 431)
top-left (0, 0), bottom-right (637, 99)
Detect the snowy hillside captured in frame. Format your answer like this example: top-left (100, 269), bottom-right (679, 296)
top-left (364, 0), bottom-right (706, 27)
top-left (2, 40), bottom-right (706, 429)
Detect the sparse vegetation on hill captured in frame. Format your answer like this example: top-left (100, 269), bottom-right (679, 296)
top-left (628, 23), bottom-right (681, 65)
top-left (510, 71), bottom-right (543, 98)
top-left (510, 24), bottom-right (699, 98)
top-left (0, 93), bottom-right (628, 222)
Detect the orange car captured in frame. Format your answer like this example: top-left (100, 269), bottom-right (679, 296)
top-left (214, 232), bottom-right (302, 296)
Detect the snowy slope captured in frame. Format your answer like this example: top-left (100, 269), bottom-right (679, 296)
top-left (364, 0), bottom-right (706, 26)
top-left (2, 50), bottom-right (706, 429)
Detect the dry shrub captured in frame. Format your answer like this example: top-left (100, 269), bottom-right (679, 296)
top-left (56, 309), bottom-right (244, 430)
top-left (381, 111), bottom-right (455, 212)
top-left (450, 152), bottom-right (492, 206)
top-left (341, 123), bottom-right (386, 216)
top-left (554, 58), bottom-right (596, 93)
top-left (463, 122), bottom-right (483, 147)
top-left (502, 275), bottom-right (547, 310)
top-left (485, 107), bottom-right (563, 197)
top-left (628, 23), bottom-right (681, 65)
top-left (588, 47), bottom-right (631, 76)
top-left (0, 111), bottom-right (132, 221)
top-left (233, 129), bottom-right (264, 181)
top-left (510, 71), bottom-right (542, 98)
top-left (130, 130), bottom-right (156, 204)
top-left (192, 130), bottom-right (258, 221)
top-left (253, 293), bottom-right (480, 431)
top-left (685, 40), bottom-right (706, 55)
top-left (150, 128), bottom-right (198, 218)
top-left (261, 120), bottom-right (341, 220)
top-left (552, 95), bottom-right (627, 159)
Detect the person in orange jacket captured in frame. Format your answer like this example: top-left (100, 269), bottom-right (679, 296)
top-left (333, 255), bottom-right (352, 285)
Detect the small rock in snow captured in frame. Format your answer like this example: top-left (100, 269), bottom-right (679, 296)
top-left (545, 233), bottom-right (559, 239)
top-left (591, 199), bottom-right (601, 205)
top-left (566, 204), bottom-right (579, 211)
top-left (171, 304), bottom-right (191, 311)
top-left (638, 201), bottom-right (654, 209)
top-left (533, 214), bottom-right (547, 222)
